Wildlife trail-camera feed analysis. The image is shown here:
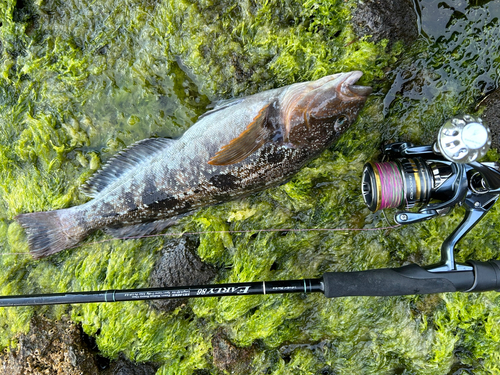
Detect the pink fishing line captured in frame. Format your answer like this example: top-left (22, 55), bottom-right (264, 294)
top-left (374, 162), bottom-right (404, 209)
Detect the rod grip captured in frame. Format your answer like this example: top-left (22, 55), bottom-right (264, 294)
top-left (466, 260), bottom-right (500, 292)
top-left (322, 264), bottom-right (475, 298)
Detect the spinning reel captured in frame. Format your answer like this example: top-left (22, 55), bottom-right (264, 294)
top-left (362, 115), bottom-right (500, 272)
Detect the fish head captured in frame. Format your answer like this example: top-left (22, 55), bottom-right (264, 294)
top-left (281, 71), bottom-right (372, 146)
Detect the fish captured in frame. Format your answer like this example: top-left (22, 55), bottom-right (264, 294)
top-left (15, 71), bottom-right (372, 258)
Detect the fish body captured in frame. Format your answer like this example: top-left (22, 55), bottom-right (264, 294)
top-left (16, 71), bottom-right (371, 258)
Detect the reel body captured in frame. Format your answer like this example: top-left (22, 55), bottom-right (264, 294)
top-left (362, 116), bottom-right (500, 272)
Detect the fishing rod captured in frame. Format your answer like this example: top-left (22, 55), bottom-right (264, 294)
top-left (2, 114), bottom-right (500, 307)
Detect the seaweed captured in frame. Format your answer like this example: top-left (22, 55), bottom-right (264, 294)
top-left (0, 0), bottom-right (499, 374)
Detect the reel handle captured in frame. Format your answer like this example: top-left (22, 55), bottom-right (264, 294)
top-left (322, 261), bottom-right (500, 297)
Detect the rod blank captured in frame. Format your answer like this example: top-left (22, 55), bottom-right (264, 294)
top-left (0, 279), bottom-right (324, 307)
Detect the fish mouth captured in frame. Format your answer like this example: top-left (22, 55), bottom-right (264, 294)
top-left (339, 71), bottom-right (372, 97)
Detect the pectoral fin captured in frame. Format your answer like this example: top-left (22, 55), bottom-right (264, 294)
top-left (208, 104), bottom-right (272, 165)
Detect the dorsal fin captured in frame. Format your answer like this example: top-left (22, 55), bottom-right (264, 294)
top-left (81, 138), bottom-right (174, 197)
top-left (208, 103), bottom-right (272, 165)
top-left (197, 98), bottom-right (245, 121)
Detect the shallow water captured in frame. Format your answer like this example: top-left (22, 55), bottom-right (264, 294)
top-left (0, 0), bottom-right (500, 374)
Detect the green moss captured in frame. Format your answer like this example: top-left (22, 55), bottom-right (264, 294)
top-left (1, 0), bottom-right (500, 373)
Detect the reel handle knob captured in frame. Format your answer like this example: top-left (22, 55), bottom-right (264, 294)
top-left (435, 115), bottom-right (491, 163)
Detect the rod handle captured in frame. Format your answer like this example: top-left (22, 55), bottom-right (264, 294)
top-left (322, 264), bottom-right (476, 298)
top-left (466, 260), bottom-right (500, 292)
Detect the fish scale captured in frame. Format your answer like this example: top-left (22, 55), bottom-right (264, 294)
top-left (16, 71), bottom-right (372, 258)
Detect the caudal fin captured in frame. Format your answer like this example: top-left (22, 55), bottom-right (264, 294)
top-left (15, 209), bottom-right (85, 259)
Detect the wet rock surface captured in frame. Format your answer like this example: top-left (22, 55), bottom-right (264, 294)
top-left (211, 330), bottom-right (257, 374)
top-left (148, 236), bottom-right (218, 312)
top-left (0, 315), bottom-right (100, 374)
top-left (101, 354), bottom-right (158, 375)
top-left (478, 89), bottom-right (500, 152)
top-left (0, 315), bottom-right (158, 375)
top-left (351, 0), bottom-right (418, 47)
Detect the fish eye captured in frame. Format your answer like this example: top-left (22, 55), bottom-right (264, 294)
top-left (334, 116), bottom-right (348, 130)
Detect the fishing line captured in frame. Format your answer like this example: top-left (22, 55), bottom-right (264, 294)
top-left (105, 224), bottom-right (402, 241)
top-left (1, 225), bottom-right (401, 256)
top-left (373, 162), bottom-right (405, 210)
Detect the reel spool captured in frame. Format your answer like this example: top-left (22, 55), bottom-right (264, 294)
top-left (361, 158), bottom-right (455, 212)
top-left (362, 158), bottom-right (432, 211)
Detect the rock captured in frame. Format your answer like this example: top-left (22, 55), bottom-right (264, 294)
top-left (211, 330), bottom-right (257, 374)
top-left (0, 315), bottom-right (100, 375)
top-left (351, 0), bottom-right (418, 48)
top-left (148, 236), bottom-right (217, 312)
top-left (101, 354), bottom-right (158, 375)
top-left (0, 315), bottom-right (158, 375)
top-left (477, 89), bottom-right (500, 152)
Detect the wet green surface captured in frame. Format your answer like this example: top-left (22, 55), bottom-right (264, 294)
top-left (1, 0), bottom-right (500, 374)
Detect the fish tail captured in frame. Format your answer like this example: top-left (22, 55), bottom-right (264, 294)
top-left (15, 208), bottom-right (86, 259)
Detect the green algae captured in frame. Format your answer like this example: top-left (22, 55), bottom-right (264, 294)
top-left (1, 0), bottom-right (500, 374)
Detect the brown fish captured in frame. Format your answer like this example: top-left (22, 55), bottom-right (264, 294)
top-left (16, 71), bottom-right (371, 258)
